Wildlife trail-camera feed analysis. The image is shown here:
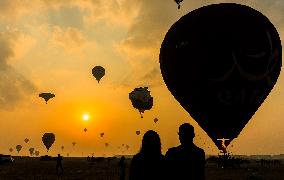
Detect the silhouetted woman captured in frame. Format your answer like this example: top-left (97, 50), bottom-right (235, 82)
top-left (129, 130), bottom-right (165, 180)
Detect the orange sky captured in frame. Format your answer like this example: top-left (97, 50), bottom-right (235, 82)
top-left (0, 0), bottom-right (284, 157)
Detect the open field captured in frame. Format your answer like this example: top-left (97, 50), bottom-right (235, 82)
top-left (0, 157), bottom-right (283, 180)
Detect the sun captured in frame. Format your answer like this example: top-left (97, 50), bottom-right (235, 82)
top-left (82, 114), bottom-right (90, 121)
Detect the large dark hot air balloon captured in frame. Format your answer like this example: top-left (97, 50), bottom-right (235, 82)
top-left (129, 87), bottom-right (153, 118)
top-left (160, 3), bottom-right (281, 150)
top-left (39, 93), bottom-right (55, 104)
top-left (42, 133), bottom-right (55, 151)
top-left (92, 66), bottom-right (105, 83)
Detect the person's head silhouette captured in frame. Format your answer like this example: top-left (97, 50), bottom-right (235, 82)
top-left (178, 123), bottom-right (195, 147)
top-left (140, 130), bottom-right (161, 156)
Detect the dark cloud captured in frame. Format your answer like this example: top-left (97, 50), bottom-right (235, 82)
top-left (0, 32), bottom-right (36, 110)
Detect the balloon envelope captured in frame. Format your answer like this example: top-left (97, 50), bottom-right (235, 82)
top-left (42, 133), bottom-right (55, 151)
top-left (16, 145), bottom-right (22, 153)
top-left (9, 148), bottom-right (13, 152)
top-left (35, 151), bottom-right (40, 156)
top-left (39, 93), bottom-right (55, 104)
top-left (92, 66), bottom-right (105, 83)
top-left (136, 131), bottom-right (140, 135)
top-left (159, 3), bottom-right (281, 150)
top-left (129, 87), bottom-right (153, 118)
top-left (24, 138), bottom-right (29, 143)
top-left (154, 118), bottom-right (158, 123)
top-left (29, 148), bottom-right (35, 156)
top-left (100, 133), bottom-right (104, 137)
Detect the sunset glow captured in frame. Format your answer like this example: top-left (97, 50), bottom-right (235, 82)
top-left (82, 114), bottom-right (90, 122)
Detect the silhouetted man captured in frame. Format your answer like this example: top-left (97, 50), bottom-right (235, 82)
top-left (56, 154), bottom-right (63, 175)
top-left (119, 156), bottom-right (126, 180)
top-left (165, 123), bottom-right (205, 180)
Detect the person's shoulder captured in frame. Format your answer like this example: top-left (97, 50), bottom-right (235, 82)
top-left (165, 146), bottom-right (180, 156)
top-left (193, 145), bottom-right (205, 155)
top-left (132, 153), bottom-right (143, 161)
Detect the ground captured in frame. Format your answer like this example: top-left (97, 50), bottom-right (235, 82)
top-left (0, 157), bottom-right (283, 180)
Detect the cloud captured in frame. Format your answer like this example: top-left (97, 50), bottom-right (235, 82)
top-left (49, 26), bottom-right (86, 51)
top-left (0, 30), bottom-right (36, 110)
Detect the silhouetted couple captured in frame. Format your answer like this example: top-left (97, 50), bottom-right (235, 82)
top-left (129, 123), bottom-right (205, 180)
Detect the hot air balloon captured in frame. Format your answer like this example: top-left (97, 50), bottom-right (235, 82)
top-left (24, 138), bottom-right (29, 143)
top-left (35, 150), bottom-right (40, 157)
top-left (16, 145), bottom-right (22, 153)
top-left (105, 143), bottom-right (109, 147)
top-left (84, 128), bottom-right (87, 132)
top-left (72, 142), bottom-right (76, 147)
top-left (92, 66), bottom-right (105, 83)
top-left (29, 148), bottom-right (35, 156)
top-left (174, 0), bottom-right (183, 9)
top-left (100, 133), bottom-right (104, 137)
top-left (154, 118), bottom-right (158, 123)
top-left (159, 3), bottom-right (282, 150)
top-left (67, 153), bottom-right (69, 157)
top-left (126, 145), bottom-right (130, 150)
top-left (42, 133), bottom-right (55, 151)
top-left (129, 87), bottom-right (153, 118)
top-left (61, 146), bottom-right (64, 151)
top-left (9, 148), bottom-right (13, 153)
top-left (39, 93), bottom-right (55, 104)
top-left (136, 131), bottom-right (140, 135)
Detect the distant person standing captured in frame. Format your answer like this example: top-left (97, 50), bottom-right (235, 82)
top-left (165, 123), bottom-right (205, 180)
top-left (119, 156), bottom-right (126, 180)
top-left (56, 154), bottom-right (63, 175)
top-left (129, 130), bottom-right (166, 180)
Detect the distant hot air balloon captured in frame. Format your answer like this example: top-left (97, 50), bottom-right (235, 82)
top-left (67, 153), bottom-right (69, 157)
top-left (126, 145), bottom-right (130, 150)
top-left (16, 145), bottom-right (22, 153)
top-left (100, 133), bottom-right (104, 137)
top-left (136, 131), bottom-right (140, 135)
top-left (92, 66), bottom-right (105, 83)
top-left (122, 144), bottom-right (124, 146)
top-left (174, 0), bottom-right (183, 9)
top-left (154, 118), bottom-right (158, 123)
top-left (9, 148), bottom-right (13, 153)
top-left (129, 87), bottom-right (153, 118)
top-left (159, 3), bottom-right (282, 150)
top-left (24, 138), bottom-right (29, 143)
top-left (84, 128), bottom-right (87, 132)
top-left (39, 93), bottom-right (55, 104)
top-left (42, 133), bottom-right (55, 151)
top-left (34, 150), bottom-right (40, 157)
top-left (61, 146), bottom-right (64, 151)
top-left (105, 143), bottom-right (109, 147)
top-left (72, 142), bottom-right (76, 147)
top-left (29, 148), bottom-right (35, 156)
